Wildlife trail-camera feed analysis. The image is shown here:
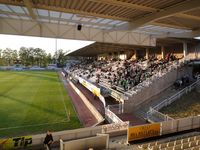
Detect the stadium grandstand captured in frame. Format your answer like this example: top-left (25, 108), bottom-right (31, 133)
top-left (0, 0), bottom-right (200, 150)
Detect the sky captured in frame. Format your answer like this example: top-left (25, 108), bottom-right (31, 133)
top-left (0, 34), bottom-right (95, 55)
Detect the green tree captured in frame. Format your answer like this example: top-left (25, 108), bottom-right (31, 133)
top-left (33, 48), bottom-right (47, 67)
top-left (0, 49), bottom-right (3, 65)
top-left (1, 47), bottom-right (53, 67)
top-left (47, 53), bottom-right (52, 64)
top-left (29, 47), bottom-right (35, 66)
top-left (54, 49), bottom-right (66, 67)
top-left (19, 47), bottom-right (30, 66)
top-left (12, 50), bottom-right (18, 64)
top-left (0, 49), bottom-right (2, 58)
top-left (2, 48), bottom-right (15, 65)
top-left (41, 52), bottom-right (47, 67)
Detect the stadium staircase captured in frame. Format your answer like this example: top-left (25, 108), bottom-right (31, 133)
top-left (134, 79), bottom-right (196, 122)
top-left (134, 86), bottom-right (177, 121)
top-left (137, 132), bottom-right (200, 150)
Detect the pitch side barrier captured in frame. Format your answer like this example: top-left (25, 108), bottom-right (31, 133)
top-left (109, 88), bottom-right (129, 102)
top-left (65, 69), bottom-right (129, 104)
top-left (105, 104), bottom-right (127, 124)
top-left (61, 71), bottom-right (104, 125)
top-left (69, 74), bottom-right (106, 108)
top-left (0, 122), bottom-right (129, 150)
top-left (69, 80), bottom-right (104, 123)
top-left (60, 134), bottom-right (109, 150)
top-left (1, 115), bottom-right (200, 149)
top-left (128, 115), bottom-right (200, 142)
top-left (77, 77), bottom-right (106, 107)
top-left (105, 106), bottom-right (124, 124)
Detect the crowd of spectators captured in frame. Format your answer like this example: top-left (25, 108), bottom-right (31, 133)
top-left (66, 53), bottom-right (181, 93)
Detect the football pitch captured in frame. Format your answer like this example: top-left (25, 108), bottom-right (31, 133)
top-left (0, 71), bottom-right (81, 138)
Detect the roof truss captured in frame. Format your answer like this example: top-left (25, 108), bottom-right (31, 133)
top-left (0, 0), bottom-right (199, 38)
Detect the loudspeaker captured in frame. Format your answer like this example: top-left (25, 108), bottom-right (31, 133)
top-left (77, 24), bottom-right (82, 31)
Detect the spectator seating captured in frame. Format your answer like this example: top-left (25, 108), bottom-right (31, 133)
top-left (138, 133), bottom-right (200, 150)
top-left (65, 54), bottom-right (183, 96)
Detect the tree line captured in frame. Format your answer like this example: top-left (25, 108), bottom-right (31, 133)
top-left (0, 47), bottom-right (66, 67)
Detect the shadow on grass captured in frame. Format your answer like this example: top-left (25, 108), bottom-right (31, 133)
top-left (30, 71), bottom-right (57, 77)
top-left (1, 94), bottom-right (66, 118)
top-left (0, 75), bottom-right (27, 96)
top-left (12, 71), bottom-right (58, 82)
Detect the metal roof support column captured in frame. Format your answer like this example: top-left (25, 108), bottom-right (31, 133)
top-left (161, 46), bottom-right (165, 59)
top-left (146, 48), bottom-right (149, 60)
top-left (183, 42), bottom-right (188, 60)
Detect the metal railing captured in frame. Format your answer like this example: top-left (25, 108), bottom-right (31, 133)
top-left (153, 78), bottom-right (200, 111)
top-left (108, 103), bottom-right (124, 115)
top-left (147, 77), bottom-right (200, 122)
top-left (105, 105), bottom-right (124, 124)
top-left (147, 107), bottom-right (174, 123)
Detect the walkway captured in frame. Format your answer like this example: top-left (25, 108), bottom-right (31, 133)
top-left (134, 77), bottom-right (197, 120)
top-left (59, 72), bottom-right (98, 127)
top-left (134, 85), bottom-right (185, 119)
top-left (74, 82), bottom-right (105, 116)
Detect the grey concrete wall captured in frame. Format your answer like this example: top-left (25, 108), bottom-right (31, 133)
top-left (161, 116), bottom-right (200, 135)
top-left (124, 65), bottom-right (193, 112)
top-left (196, 82), bottom-right (200, 93)
top-left (7, 123), bottom-right (127, 150)
top-left (62, 134), bottom-right (108, 150)
top-left (69, 80), bottom-right (104, 123)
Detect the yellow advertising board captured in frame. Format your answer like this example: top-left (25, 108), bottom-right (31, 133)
top-left (0, 136), bottom-right (32, 149)
top-left (128, 123), bottom-right (160, 141)
top-left (92, 88), bottom-right (100, 97)
top-left (78, 77), bottom-right (101, 97)
top-left (78, 77), bottom-right (105, 106)
top-left (82, 80), bottom-right (87, 87)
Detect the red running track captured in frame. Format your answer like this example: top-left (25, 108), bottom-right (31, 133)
top-left (60, 72), bottom-right (146, 127)
top-left (75, 82), bottom-right (146, 126)
top-left (65, 82), bottom-right (98, 127)
top-left (74, 82), bottom-right (105, 116)
top-left (59, 73), bottom-right (98, 127)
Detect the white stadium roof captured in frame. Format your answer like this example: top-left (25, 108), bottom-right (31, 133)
top-left (0, 0), bottom-right (199, 51)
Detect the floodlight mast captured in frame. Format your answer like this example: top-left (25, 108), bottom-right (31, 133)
top-left (55, 38), bottom-right (58, 64)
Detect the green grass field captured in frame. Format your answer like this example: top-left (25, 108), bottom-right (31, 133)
top-left (0, 71), bottom-right (81, 138)
top-left (160, 90), bottom-right (200, 119)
